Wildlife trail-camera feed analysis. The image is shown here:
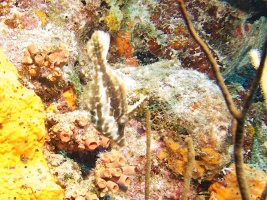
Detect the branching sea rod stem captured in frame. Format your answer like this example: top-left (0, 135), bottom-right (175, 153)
top-left (177, 0), bottom-right (241, 118)
top-left (232, 29), bottom-right (267, 200)
top-left (177, 0), bottom-right (267, 199)
top-left (145, 109), bottom-right (151, 200)
top-left (260, 183), bottom-right (267, 200)
top-left (181, 137), bottom-right (195, 200)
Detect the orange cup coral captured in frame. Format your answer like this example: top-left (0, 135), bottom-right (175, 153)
top-left (95, 149), bottom-right (135, 197)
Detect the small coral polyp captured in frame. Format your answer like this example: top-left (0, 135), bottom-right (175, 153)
top-left (22, 43), bottom-right (69, 82)
top-left (20, 43), bottom-right (70, 103)
top-left (95, 149), bottom-right (136, 197)
top-left (46, 111), bottom-right (111, 153)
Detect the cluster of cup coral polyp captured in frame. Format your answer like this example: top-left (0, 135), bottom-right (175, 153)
top-left (70, 191), bottom-right (99, 200)
top-left (22, 43), bottom-right (69, 82)
top-left (95, 149), bottom-right (136, 197)
top-left (47, 112), bottom-right (111, 153)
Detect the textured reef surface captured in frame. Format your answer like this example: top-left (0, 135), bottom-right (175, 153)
top-left (0, 0), bottom-right (267, 199)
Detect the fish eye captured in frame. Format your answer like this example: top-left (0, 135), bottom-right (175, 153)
top-left (119, 115), bottom-right (128, 124)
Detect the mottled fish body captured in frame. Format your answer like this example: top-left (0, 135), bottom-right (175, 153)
top-left (86, 31), bottom-right (128, 146)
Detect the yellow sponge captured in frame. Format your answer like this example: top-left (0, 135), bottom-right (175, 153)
top-left (0, 48), bottom-right (64, 199)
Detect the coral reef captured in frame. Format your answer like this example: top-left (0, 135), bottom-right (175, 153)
top-left (115, 119), bottom-right (196, 199)
top-left (46, 111), bottom-right (111, 153)
top-left (0, 48), bottom-right (64, 199)
top-left (44, 151), bottom-right (99, 200)
top-left (0, 0), bottom-right (12, 16)
top-left (113, 60), bottom-right (232, 183)
top-left (209, 163), bottom-right (267, 200)
top-left (20, 43), bottom-right (71, 103)
top-left (111, 32), bottom-right (134, 59)
top-left (119, 60), bottom-right (232, 148)
top-left (4, 13), bottom-right (26, 29)
top-left (223, 17), bottom-right (267, 87)
top-left (95, 149), bottom-right (135, 197)
top-left (144, 0), bottom-right (243, 78)
top-left (0, 0), bottom-right (267, 199)
top-left (22, 43), bottom-right (69, 71)
top-left (247, 102), bottom-right (267, 172)
top-left (104, 4), bottom-right (123, 32)
top-left (46, 87), bottom-right (77, 113)
top-left (157, 136), bottom-right (226, 181)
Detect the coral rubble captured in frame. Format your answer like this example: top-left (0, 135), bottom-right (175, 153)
top-left (0, 48), bottom-right (64, 199)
